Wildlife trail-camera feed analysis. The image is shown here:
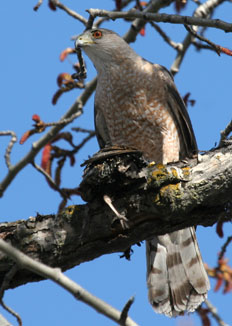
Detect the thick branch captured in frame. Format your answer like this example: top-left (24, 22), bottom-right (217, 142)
top-left (0, 239), bottom-right (137, 326)
top-left (87, 7), bottom-right (232, 32)
top-left (0, 145), bottom-right (231, 289)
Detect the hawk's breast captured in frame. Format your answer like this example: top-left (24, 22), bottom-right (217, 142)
top-left (95, 63), bottom-right (180, 164)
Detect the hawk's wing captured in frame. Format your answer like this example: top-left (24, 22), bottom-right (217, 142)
top-left (94, 104), bottom-right (112, 149)
top-left (154, 64), bottom-right (198, 159)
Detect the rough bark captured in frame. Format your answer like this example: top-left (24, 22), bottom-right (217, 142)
top-left (0, 145), bottom-right (231, 289)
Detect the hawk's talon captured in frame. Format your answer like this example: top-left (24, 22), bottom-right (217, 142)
top-left (103, 195), bottom-right (129, 230)
top-left (111, 215), bottom-right (129, 230)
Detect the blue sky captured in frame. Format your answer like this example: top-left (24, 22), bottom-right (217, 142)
top-left (0, 1), bottom-right (232, 326)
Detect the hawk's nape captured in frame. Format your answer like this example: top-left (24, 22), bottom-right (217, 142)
top-left (76, 28), bottom-right (210, 317)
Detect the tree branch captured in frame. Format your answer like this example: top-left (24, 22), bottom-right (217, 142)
top-left (150, 21), bottom-right (183, 51)
top-left (87, 6), bottom-right (232, 32)
top-left (0, 131), bottom-right (17, 169)
top-left (51, 0), bottom-right (88, 26)
top-left (0, 77), bottom-right (97, 198)
top-left (0, 144), bottom-right (231, 289)
top-left (171, 0), bottom-right (226, 74)
top-left (204, 299), bottom-right (229, 326)
top-left (219, 120), bottom-right (232, 147)
top-left (0, 239), bottom-right (137, 326)
top-left (0, 265), bottom-right (21, 326)
top-left (123, 0), bottom-right (173, 43)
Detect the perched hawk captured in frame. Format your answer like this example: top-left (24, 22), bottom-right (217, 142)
top-left (76, 28), bottom-right (210, 317)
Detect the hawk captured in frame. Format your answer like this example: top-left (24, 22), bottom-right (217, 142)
top-left (76, 28), bottom-right (210, 317)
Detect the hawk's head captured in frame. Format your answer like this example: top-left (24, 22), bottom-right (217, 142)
top-left (75, 28), bottom-right (137, 71)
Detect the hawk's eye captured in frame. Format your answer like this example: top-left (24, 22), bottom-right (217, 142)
top-left (92, 30), bottom-right (102, 39)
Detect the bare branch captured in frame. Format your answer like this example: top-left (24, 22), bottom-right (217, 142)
top-left (31, 161), bottom-right (68, 199)
top-left (123, 0), bottom-right (173, 43)
top-left (0, 265), bottom-right (21, 326)
top-left (0, 77), bottom-right (97, 198)
top-left (86, 7), bottom-right (232, 32)
top-left (184, 24), bottom-right (221, 55)
top-left (219, 120), bottom-right (232, 147)
top-left (33, 0), bottom-right (43, 11)
top-left (204, 299), bottom-right (229, 326)
top-left (73, 130), bottom-right (96, 152)
top-left (51, 0), bottom-right (88, 26)
top-left (94, 0), bottom-right (135, 27)
top-left (0, 300), bottom-right (22, 326)
top-left (192, 40), bottom-right (217, 51)
top-left (218, 235), bottom-right (232, 261)
top-left (85, 14), bottom-right (95, 30)
top-left (0, 145), bottom-right (231, 289)
top-left (0, 239), bottom-right (138, 326)
top-left (150, 21), bottom-right (183, 50)
top-left (71, 127), bottom-right (95, 134)
top-left (120, 297), bottom-right (135, 324)
top-left (0, 265), bottom-right (18, 300)
top-left (0, 131), bottom-right (17, 169)
top-left (52, 80), bottom-right (85, 105)
top-left (46, 111), bottom-right (84, 127)
top-left (171, 0), bottom-right (226, 74)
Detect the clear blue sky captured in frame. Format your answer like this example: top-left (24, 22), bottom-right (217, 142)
top-left (0, 1), bottom-right (232, 326)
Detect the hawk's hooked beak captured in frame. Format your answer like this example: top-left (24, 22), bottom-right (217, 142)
top-left (75, 33), bottom-right (95, 48)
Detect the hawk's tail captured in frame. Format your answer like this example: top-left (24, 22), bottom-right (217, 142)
top-left (146, 227), bottom-right (210, 317)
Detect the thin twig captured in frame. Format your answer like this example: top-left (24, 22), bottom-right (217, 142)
top-left (192, 40), bottom-right (217, 51)
top-left (0, 239), bottom-right (138, 326)
top-left (52, 79), bottom-right (85, 105)
top-left (123, 0), bottom-right (172, 43)
top-left (150, 21), bottom-right (183, 51)
top-left (94, 0), bottom-right (135, 27)
top-left (73, 131), bottom-right (96, 152)
top-left (33, 0), bottom-right (43, 11)
top-left (184, 24), bottom-right (221, 55)
top-left (0, 301), bottom-right (22, 326)
top-left (45, 111), bottom-right (84, 127)
top-left (72, 127), bottom-right (95, 134)
top-left (52, 0), bottom-right (88, 26)
top-left (120, 296), bottom-right (135, 324)
top-left (171, 0), bottom-right (226, 74)
top-left (0, 265), bottom-right (22, 326)
top-left (219, 120), bottom-right (232, 147)
top-left (32, 129), bottom-right (95, 204)
top-left (204, 299), bottom-right (229, 326)
top-left (0, 131), bottom-right (17, 169)
top-left (31, 162), bottom-right (69, 199)
top-left (85, 14), bottom-right (95, 30)
top-left (0, 265), bottom-right (18, 300)
top-left (218, 235), bottom-right (232, 261)
top-left (86, 7), bottom-right (232, 32)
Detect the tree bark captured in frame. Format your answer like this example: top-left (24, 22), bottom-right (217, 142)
top-left (0, 145), bottom-right (231, 289)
